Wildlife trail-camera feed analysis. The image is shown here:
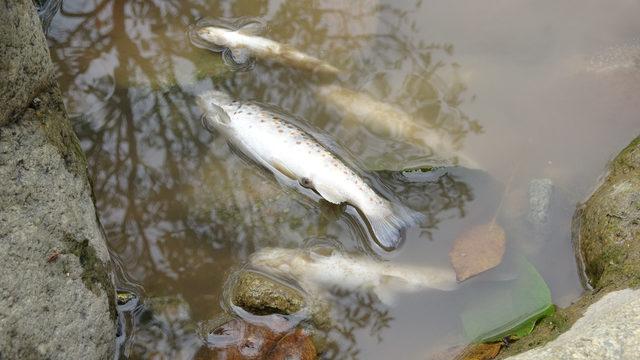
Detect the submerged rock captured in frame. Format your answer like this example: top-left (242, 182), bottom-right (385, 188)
top-left (232, 271), bottom-right (306, 316)
top-left (527, 179), bottom-right (553, 237)
top-left (266, 328), bottom-right (317, 360)
top-left (574, 135), bottom-right (640, 290)
top-left (231, 270), bottom-right (331, 331)
top-left (194, 319), bottom-right (317, 360)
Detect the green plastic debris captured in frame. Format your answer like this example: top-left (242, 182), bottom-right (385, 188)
top-left (460, 258), bottom-right (555, 343)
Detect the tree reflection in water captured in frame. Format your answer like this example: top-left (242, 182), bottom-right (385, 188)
top-left (47, 0), bottom-right (483, 357)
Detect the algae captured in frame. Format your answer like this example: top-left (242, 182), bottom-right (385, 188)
top-left (232, 270), bottom-right (306, 315)
top-left (36, 85), bottom-right (89, 178)
top-left (63, 232), bottom-right (117, 320)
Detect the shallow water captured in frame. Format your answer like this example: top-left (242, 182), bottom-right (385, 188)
top-left (47, 0), bottom-right (640, 358)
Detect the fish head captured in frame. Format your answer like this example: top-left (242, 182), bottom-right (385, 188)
top-left (196, 26), bottom-right (230, 47)
top-left (197, 91), bottom-right (236, 133)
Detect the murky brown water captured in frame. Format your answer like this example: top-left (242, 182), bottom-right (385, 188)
top-left (47, 0), bottom-right (640, 358)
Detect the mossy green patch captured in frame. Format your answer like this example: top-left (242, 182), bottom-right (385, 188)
top-left (495, 291), bottom-right (602, 359)
top-left (63, 232), bottom-right (117, 321)
top-left (575, 135), bottom-right (640, 291)
top-left (35, 85), bottom-right (88, 178)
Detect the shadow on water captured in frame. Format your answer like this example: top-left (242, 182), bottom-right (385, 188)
top-left (47, 0), bottom-right (482, 358)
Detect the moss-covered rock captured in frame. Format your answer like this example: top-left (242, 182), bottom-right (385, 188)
top-left (232, 271), bottom-right (306, 316)
top-left (0, 1), bottom-right (117, 358)
top-left (574, 135), bottom-right (640, 290)
top-left (231, 271), bottom-right (331, 330)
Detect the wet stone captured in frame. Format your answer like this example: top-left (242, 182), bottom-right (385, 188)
top-left (195, 318), bottom-right (318, 360)
top-left (574, 135), bottom-right (640, 290)
top-left (232, 271), bottom-right (306, 315)
top-left (527, 178), bottom-right (553, 231)
top-left (266, 328), bottom-right (317, 360)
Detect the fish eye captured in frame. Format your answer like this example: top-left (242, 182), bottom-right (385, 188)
top-left (299, 177), bottom-right (313, 188)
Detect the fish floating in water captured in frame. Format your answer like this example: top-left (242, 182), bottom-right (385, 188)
top-left (315, 84), bottom-right (478, 167)
top-left (191, 20), bottom-right (340, 74)
top-left (250, 247), bottom-right (459, 304)
top-left (197, 90), bottom-right (422, 250)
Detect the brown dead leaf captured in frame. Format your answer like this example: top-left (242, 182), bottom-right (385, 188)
top-left (449, 221), bottom-right (506, 281)
top-left (455, 342), bottom-right (502, 360)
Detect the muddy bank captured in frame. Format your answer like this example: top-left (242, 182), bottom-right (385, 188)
top-left (0, 1), bottom-right (116, 358)
top-left (500, 135), bottom-right (640, 359)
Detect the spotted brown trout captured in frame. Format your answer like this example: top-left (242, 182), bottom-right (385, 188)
top-left (197, 90), bottom-right (422, 250)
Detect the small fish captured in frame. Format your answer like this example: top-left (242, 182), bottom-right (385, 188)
top-left (315, 84), bottom-right (478, 167)
top-left (197, 90), bottom-right (421, 250)
top-left (193, 22), bottom-right (340, 74)
top-left (250, 247), bottom-right (459, 304)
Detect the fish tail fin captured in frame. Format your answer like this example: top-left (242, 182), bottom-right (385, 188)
top-left (366, 204), bottom-right (424, 251)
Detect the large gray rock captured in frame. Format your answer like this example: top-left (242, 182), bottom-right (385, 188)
top-left (0, 0), bottom-right (55, 126)
top-left (0, 1), bottom-right (117, 358)
top-left (507, 289), bottom-right (640, 360)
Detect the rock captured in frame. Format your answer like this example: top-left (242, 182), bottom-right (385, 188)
top-left (0, 0), bottom-right (55, 126)
top-left (0, 88), bottom-right (117, 358)
top-left (456, 343), bottom-right (502, 360)
top-left (505, 289), bottom-right (640, 360)
top-left (574, 135), bottom-right (640, 290)
top-left (266, 328), bottom-right (317, 360)
top-left (0, 1), bottom-right (117, 358)
top-left (195, 319), bottom-right (318, 360)
top-left (129, 295), bottom-right (200, 358)
top-left (527, 179), bottom-right (553, 235)
top-left (195, 319), bottom-right (282, 360)
top-left (232, 271), bottom-right (306, 316)
top-left (230, 270), bottom-right (331, 330)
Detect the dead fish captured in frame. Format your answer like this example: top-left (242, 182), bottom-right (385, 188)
top-left (192, 21), bottom-right (340, 74)
top-left (315, 84), bottom-right (478, 167)
top-left (197, 90), bottom-right (421, 250)
top-left (250, 247), bottom-right (459, 304)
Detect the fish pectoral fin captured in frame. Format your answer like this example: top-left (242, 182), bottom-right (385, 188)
top-left (313, 182), bottom-right (343, 205)
top-left (271, 160), bottom-right (298, 180)
top-left (224, 47), bottom-right (251, 64)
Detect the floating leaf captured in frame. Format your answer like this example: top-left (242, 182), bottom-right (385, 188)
top-left (450, 221), bottom-right (506, 281)
top-left (460, 258), bottom-right (554, 343)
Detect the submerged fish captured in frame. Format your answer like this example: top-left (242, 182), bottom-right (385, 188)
top-left (250, 247), bottom-right (459, 304)
top-left (315, 84), bottom-right (478, 167)
top-left (197, 90), bottom-right (421, 250)
top-left (192, 22), bottom-right (340, 74)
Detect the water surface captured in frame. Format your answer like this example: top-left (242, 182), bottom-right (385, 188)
top-left (47, 0), bottom-right (640, 358)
